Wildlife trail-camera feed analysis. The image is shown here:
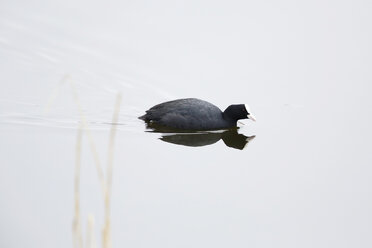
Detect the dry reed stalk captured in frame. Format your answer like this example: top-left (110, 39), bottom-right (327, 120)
top-left (72, 123), bottom-right (83, 248)
top-left (44, 75), bottom-right (71, 114)
top-left (86, 214), bottom-right (97, 248)
top-left (69, 81), bottom-right (106, 199)
top-left (46, 75), bottom-right (121, 248)
top-left (44, 75), bottom-right (106, 198)
top-left (102, 93), bottom-right (122, 248)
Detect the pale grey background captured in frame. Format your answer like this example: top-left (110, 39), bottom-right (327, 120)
top-left (0, 0), bottom-right (371, 248)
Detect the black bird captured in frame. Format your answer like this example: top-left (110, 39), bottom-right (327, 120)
top-left (139, 98), bottom-right (256, 130)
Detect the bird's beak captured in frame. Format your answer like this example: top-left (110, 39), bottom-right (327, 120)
top-left (248, 113), bottom-right (256, 122)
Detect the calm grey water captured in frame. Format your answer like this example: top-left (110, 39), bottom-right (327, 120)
top-left (1, 1), bottom-right (372, 248)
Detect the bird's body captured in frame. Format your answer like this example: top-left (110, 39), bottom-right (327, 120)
top-left (139, 98), bottom-right (255, 130)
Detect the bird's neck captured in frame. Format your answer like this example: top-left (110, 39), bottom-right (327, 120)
top-left (222, 112), bottom-right (238, 126)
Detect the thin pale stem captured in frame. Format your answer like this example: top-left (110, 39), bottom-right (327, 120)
top-left (70, 81), bottom-right (106, 199)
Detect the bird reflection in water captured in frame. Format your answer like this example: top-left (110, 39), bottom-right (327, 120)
top-left (145, 123), bottom-right (255, 150)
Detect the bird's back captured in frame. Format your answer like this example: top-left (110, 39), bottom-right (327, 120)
top-left (140, 98), bottom-right (226, 130)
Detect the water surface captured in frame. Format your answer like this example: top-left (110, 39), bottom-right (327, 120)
top-left (1, 1), bottom-right (372, 248)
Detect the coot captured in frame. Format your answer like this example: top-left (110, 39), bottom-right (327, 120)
top-left (139, 98), bottom-right (255, 130)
